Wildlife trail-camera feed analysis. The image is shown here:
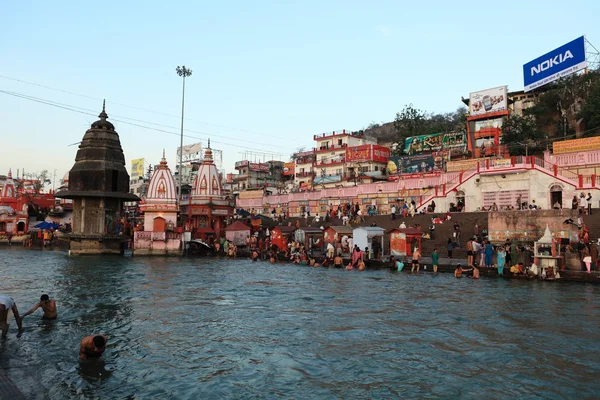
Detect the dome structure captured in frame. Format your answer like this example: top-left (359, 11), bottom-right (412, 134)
top-left (55, 101), bottom-right (137, 200)
top-left (1, 169), bottom-right (16, 198)
top-left (193, 140), bottom-right (223, 198)
top-left (142, 150), bottom-right (178, 212)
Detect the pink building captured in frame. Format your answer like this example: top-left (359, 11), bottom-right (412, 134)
top-left (133, 152), bottom-right (182, 255)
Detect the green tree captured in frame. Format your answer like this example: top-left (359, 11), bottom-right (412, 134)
top-left (31, 170), bottom-right (50, 193)
top-left (392, 104), bottom-right (427, 154)
top-left (501, 115), bottom-right (544, 156)
top-left (578, 73), bottom-right (600, 134)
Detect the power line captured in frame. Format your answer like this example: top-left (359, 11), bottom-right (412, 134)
top-left (0, 88), bottom-right (286, 156)
top-left (0, 73), bottom-right (305, 144)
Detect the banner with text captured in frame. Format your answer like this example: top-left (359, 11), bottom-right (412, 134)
top-left (524, 36), bottom-right (587, 92)
top-left (553, 136), bottom-right (600, 155)
top-left (403, 132), bottom-right (466, 155)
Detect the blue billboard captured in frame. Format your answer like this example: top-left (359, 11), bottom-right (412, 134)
top-left (523, 36), bottom-right (587, 92)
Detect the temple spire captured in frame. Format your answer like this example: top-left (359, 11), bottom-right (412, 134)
top-left (208, 138), bottom-right (211, 148)
top-left (99, 99), bottom-right (108, 121)
top-left (7, 168), bottom-right (12, 179)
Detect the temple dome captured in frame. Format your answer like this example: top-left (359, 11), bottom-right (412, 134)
top-left (145, 151), bottom-right (177, 205)
top-left (91, 100), bottom-right (115, 130)
top-left (192, 140), bottom-right (222, 198)
top-left (1, 169), bottom-right (16, 198)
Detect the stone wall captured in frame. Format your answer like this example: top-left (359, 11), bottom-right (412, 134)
top-left (487, 209), bottom-right (579, 243)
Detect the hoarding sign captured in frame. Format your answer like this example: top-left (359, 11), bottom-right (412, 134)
top-left (283, 162), bottom-right (295, 176)
top-left (249, 163), bottom-right (270, 172)
top-left (131, 158), bottom-right (144, 179)
top-left (404, 132), bottom-right (466, 155)
top-left (446, 159), bottom-right (479, 172)
top-left (235, 160), bottom-right (249, 168)
top-left (553, 136), bottom-right (600, 155)
top-left (469, 86), bottom-right (508, 117)
top-left (373, 146), bottom-right (391, 163)
top-left (177, 142), bottom-right (203, 159)
top-left (387, 155), bottom-right (440, 175)
top-left (346, 145), bottom-right (391, 163)
top-left (346, 145), bottom-right (371, 162)
top-left (523, 36), bottom-right (587, 92)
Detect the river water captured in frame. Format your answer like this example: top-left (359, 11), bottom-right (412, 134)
top-left (0, 248), bottom-right (599, 399)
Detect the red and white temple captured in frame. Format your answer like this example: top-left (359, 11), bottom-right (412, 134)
top-left (133, 151), bottom-right (182, 255)
top-left (0, 169), bottom-right (30, 235)
top-left (183, 140), bottom-right (234, 240)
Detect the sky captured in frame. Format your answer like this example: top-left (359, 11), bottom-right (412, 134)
top-left (1, 0), bottom-right (599, 187)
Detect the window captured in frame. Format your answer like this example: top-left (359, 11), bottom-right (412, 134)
top-left (336, 169), bottom-right (342, 175)
top-left (338, 139), bottom-right (343, 146)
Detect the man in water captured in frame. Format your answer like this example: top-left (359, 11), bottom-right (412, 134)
top-left (22, 294), bottom-right (57, 320)
top-left (80, 334), bottom-right (107, 361)
top-left (0, 295), bottom-right (24, 338)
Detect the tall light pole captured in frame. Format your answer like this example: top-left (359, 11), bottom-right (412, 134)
top-left (176, 65), bottom-right (192, 207)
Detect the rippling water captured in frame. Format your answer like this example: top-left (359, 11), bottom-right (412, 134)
top-left (0, 248), bottom-right (599, 399)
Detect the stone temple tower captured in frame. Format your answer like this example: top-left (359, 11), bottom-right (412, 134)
top-left (56, 101), bottom-right (138, 254)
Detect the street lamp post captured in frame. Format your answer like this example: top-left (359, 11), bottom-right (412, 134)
top-left (176, 65), bottom-right (192, 207)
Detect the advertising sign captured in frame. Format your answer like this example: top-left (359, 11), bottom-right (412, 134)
top-left (177, 142), bottom-right (203, 160)
top-left (249, 163), bottom-right (270, 172)
top-left (373, 145), bottom-right (391, 163)
top-left (131, 158), bottom-right (145, 179)
top-left (446, 159), bottom-right (479, 172)
top-left (346, 145), bottom-right (371, 162)
top-left (469, 86), bottom-right (508, 117)
top-left (404, 132), bottom-right (467, 155)
top-left (523, 36), bottom-right (587, 92)
top-left (283, 162), bottom-right (295, 176)
top-left (553, 136), bottom-right (600, 155)
top-left (387, 155), bottom-right (441, 175)
top-left (235, 160), bottom-right (249, 168)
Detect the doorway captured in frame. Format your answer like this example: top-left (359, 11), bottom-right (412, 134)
top-left (550, 185), bottom-right (563, 208)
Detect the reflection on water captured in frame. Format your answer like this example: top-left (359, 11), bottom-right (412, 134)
top-left (1, 248), bottom-right (599, 399)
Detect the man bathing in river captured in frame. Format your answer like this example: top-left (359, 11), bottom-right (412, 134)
top-left (22, 294), bottom-right (57, 320)
top-left (80, 334), bottom-right (107, 361)
top-left (0, 295), bottom-right (24, 338)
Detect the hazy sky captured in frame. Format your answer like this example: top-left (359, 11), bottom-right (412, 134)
top-left (1, 1), bottom-right (598, 185)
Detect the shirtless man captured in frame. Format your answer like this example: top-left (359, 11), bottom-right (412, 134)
top-left (454, 264), bottom-right (473, 278)
top-left (333, 255), bottom-right (343, 268)
top-left (80, 334), bottom-right (107, 361)
top-left (0, 295), bottom-right (24, 338)
top-left (22, 294), bottom-right (57, 320)
top-left (469, 266), bottom-right (480, 279)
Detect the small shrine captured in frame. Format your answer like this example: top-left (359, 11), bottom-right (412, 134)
top-left (533, 224), bottom-right (563, 276)
top-left (0, 169), bottom-right (29, 235)
top-left (182, 140), bottom-right (234, 241)
top-left (133, 151), bottom-right (182, 255)
top-left (55, 102), bottom-right (138, 255)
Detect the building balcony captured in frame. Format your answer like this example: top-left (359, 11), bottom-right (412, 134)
top-left (314, 144), bottom-right (347, 153)
top-left (295, 171), bottom-right (315, 178)
top-left (296, 157), bottom-right (315, 164)
top-left (315, 158), bottom-right (346, 167)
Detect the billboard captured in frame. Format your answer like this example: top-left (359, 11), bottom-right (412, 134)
top-left (346, 145), bottom-right (391, 163)
top-left (469, 86), bottom-right (507, 117)
top-left (283, 162), bottom-right (295, 176)
top-left (523, 36), bottom-right (587, 92)
top-left (131, 158), bottom-right (145, 179)
top-left (387, 154), bottom-right (442, 175)
top-left (553, 136), bottom-right (600, 155)
top-left (404, 132), bottom-right (467, 155)
top-left (177, 142), bottom-right (203, 160)
top-left (249, 163), bottom-right (270, 172)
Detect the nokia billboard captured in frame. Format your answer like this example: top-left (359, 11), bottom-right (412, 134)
top-left (523, 36), bottom-right (587, 92)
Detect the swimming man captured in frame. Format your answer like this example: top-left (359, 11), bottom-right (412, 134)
top-left (22, 294), bottom-right (57, 320)
top-left (80, 335), bottom-right (107, 361)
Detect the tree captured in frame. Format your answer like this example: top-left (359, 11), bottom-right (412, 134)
top-left (290, 146), bottom-right (307, 161)
top-left (30, 170), bottom-right (50, 194)
top-left (392, 104), bottom-right (427, 154)
top-left (578, 72), bottom-right (600, 134)
top-left (501, 115), bottom-right (544, 156)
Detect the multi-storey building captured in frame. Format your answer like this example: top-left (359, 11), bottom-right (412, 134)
top-left (293, 150), bottom-right (316, 191)
top-left (312, 130), bottom-right (377, 188)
